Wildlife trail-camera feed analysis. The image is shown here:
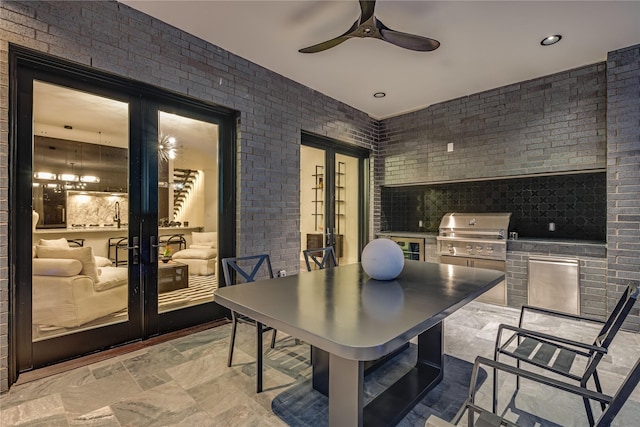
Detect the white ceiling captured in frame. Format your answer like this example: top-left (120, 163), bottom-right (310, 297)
top-left (120, 1), bottom-right (640, 120)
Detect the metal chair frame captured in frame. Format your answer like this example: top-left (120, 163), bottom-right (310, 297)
top-left (303, 246), bottom-right (338, 271)
top-left (221, 254), bottom-right (277, 393)
top-left (493, 283), bottom-right (639, 425)
top-left (436, 354), bottom-right (640, 427)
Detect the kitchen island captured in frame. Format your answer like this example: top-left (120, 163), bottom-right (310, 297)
top-left (33, 226), bottom-right (202, 258)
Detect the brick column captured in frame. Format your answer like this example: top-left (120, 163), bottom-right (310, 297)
top-left (606, 44), bottom-right (640, 332)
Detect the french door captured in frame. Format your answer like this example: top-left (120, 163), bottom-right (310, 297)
top-left (12, 49), bottom-right (234, 374)
top-left (300, 132), bottom-right (369, 266)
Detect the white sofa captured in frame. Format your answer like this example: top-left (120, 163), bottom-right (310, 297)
top-left (32, 239), bottom-right (128, 328)
top-left (171, 231), bottom-right (217, 276)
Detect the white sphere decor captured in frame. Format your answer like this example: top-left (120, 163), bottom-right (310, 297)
top-left (361, 238), bottom-right (405, 280)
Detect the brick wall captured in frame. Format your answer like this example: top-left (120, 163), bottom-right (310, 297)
top-left (380, 63), bottom-right (607, 185)
top-left (607, 44), bottom-right (640, 332)
top-left (0, 0), bottom-right (378, 392)
top-left (507, 251), bottom-right (607, 316)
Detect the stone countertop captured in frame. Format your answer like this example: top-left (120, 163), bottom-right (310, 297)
top-left (507, 238), bottom-right (606, 258)
top-left (377, 231), bottom-right (437, 241)
top-left (33, 226), bottom-right (202, 235)
top-left (377, 231), bottom-right (606, 257)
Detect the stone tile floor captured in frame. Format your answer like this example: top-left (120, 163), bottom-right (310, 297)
top-left (1, 301), bottom-right (639, 426)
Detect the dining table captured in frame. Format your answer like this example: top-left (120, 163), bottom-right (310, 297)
top-left (213, 260), bottom-right (505, 427)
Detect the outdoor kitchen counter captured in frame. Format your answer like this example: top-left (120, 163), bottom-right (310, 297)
top-left (377, 231), bottom-right (437, 242)
top-left (507, 238), bottom-right (606, 258)
top-left (378, 232), bottom-right (606, 259)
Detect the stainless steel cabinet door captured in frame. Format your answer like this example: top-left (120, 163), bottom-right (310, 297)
top-left (528, 257), bottom-right (579, 315)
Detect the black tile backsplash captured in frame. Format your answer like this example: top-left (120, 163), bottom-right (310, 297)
top-left (381, 172), bottom-right (606, 241)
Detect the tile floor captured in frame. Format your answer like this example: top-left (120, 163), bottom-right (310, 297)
top-left (1, 301), bottom-right (639, 426)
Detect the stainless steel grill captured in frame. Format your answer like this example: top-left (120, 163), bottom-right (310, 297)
top-left (436, 212), bottom-right (511, 261)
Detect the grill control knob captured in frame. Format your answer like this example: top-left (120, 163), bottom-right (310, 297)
top-left (447, 243), bottom-right (454, 254)
top-left (466, 245), bottom-right (473, 253)
top-left (476, 246), bottom-right (483, 252)
top-left (487, 246), bottom-right (494, 253)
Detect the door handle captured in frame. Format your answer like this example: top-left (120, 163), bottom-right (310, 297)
top-left (150, 236), bottom-right (159, 263)
top-left (127, 236), bottom-right (140, 265)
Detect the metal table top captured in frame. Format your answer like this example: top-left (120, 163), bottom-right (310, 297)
top-left (214, 261), bottom-right (504, 361)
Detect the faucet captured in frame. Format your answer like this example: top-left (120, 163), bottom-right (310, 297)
top-left (114, 201), bottom-right (121, 229)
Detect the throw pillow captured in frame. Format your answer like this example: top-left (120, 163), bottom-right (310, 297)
top-left (35, 245), bottom-right (100, 282)
top-left (37, 237), bottom-right (69, 248)
top-left (94, 256), bottom-right (113, 267)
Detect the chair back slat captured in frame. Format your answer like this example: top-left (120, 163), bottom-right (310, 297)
top-left (303, 247), bottom-right (338, 271)
top-left (595, 284), bottom-right (639, 348)
top-left (222, 254), bottom-right (273, 286)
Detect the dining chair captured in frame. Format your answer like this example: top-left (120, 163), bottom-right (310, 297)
top-left (301, 247), bottom-right (338, 359)
top-left (221, 254), bottom-right (277, 393)
top-left (493, 283), bottom-right (639, 425)
top-left (303, 246), bottom-right (338, 271)
top-left (425, 354), bottom-right (640, 427)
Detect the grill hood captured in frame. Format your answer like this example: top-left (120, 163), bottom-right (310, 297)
top-left (438, 212), bottom-right (511, 240)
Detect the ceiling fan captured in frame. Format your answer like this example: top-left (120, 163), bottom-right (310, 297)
top-left (298, 0), bottom-right (440, 53)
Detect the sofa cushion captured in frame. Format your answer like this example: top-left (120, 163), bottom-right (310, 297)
top-left (32, 258), bottom-right (83, 277)
top-left (191, 231), bottom-right (217, 248)
top-left (35, 245), bottom-right (100, 283)
top-left (172, 248), bottom-right (217, 260)
top-left (94, 256), bottom-right (113, 267)
top-left (37, 237), bottom-right (69, 247)
top-left (93, 266), bottom-right (128, 291)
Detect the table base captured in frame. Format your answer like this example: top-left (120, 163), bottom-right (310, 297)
top-left (312, 321), bottom-right (444, 427)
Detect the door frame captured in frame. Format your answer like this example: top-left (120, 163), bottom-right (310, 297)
top-left (301, 131), bottom-right (370, 259)
top-left (8, 46), bottom-right (236, 384)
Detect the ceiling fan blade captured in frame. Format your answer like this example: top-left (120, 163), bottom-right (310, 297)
top-left (298, 19), bottom-right (360, 53)
top-left (377, 19), bottom-right (440, 52)
top-left (298, 36), bottom-right (351, 54)
top-left (359, 0), bottom-right (376, 23)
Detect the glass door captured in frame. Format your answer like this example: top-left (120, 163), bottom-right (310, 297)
top-left (26, 79), bottom-right (140, 367)
top-left (300, 134), bottom-right (369, 268)
top-left (14, 54), bottom-right (234, 372)
top-left (334, 153), bottom-right (361, 265)
top-left (154, 110), bottom-right (219, 318)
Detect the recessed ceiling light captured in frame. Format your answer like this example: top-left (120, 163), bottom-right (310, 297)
top-left (541, 35), bottom-right (562, 46)
top-left (373, 92), bottom-right (386, 98)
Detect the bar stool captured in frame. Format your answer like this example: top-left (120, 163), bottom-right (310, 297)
top-left (108, 237), bottom-right (128, 266)
top-left (159, 234), bottom-right (186, 252)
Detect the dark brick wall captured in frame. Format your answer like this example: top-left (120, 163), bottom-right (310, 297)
top-left (0, 0), bottom-right (378, 391)
top-left (380, 63), bottom-right (607, 185)
top-left (607, 44), bottom-right (640, 332)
